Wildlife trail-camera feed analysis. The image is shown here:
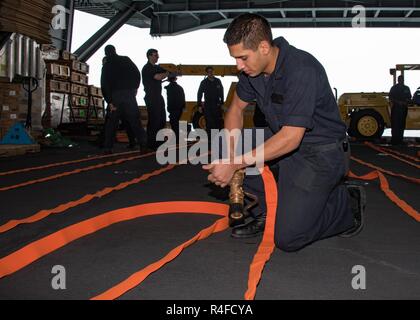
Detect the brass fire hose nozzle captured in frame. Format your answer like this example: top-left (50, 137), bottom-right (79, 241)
top-left (228, 169), bottom-right (258, 227)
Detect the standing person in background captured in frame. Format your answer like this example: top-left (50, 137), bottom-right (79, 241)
top-left (389, 75), bottom-right (411, 145)
top-left (197, 66), bottom-right (224, 139)
top-left (101, 45), bottom-right (146, 154)
top-left (412, 86), bottom-right (420, 105)
top-left (101, 56), bottom-right (137, 149)
top-left (142, 49), bottom-right (169, 150)
top-left (165, 75), bottom-right (186, 143)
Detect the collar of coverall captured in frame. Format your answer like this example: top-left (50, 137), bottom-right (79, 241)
top-left (271, 36), bottom-right (290, 80)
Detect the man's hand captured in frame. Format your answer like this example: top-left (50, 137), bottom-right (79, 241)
top-left (202, 162), bottom-right (240, 188)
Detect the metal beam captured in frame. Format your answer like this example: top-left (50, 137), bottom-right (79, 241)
top-left (66, 0), bottom-right (75, 51)
top-left (154, 7), bottom-right (420, 15)
top-left (405, 10), bottom-right (414, 17)
top-left (171, 16), bottom-right (420, 35)
top-left (75, 1), bottom-right (420, 35)
top-left (218, 11), bottom-right (227, 19)
top-left (265, 17), bottom-right (420, 23)
top-left (189, 12), bottom-right (200, 22)
top-left (168, 18), bottom-right (232, 36)
top-left (74, 3), bottom-right (137, 61)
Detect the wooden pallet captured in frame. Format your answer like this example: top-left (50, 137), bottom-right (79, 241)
top-left (0, 144), bottom-right (40, 157)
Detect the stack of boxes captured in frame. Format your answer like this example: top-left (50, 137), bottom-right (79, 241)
top-left (44, 53), bottom-right (72, 128)
top-left (0, 79), bottom-right (42, 139)
top-left (69, 59), bottom-right (90, 122)
top-left (0, 0), bottom-right (55, 45)
top-left (89, 85), bottom-right (104, 122)
top-left (42, 46), bottom-right (104, 128)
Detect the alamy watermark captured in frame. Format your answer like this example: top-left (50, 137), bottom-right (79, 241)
top-left (51, 5), bottom-right (70, 30)
top-left (352, 5), bottom-right (366, 28)
top-left (51, 265), bottom-right (66, 290)
top-left (155, 121), bottom-right (265, 174)
top-left (351, 265), bottom-right (366, 290)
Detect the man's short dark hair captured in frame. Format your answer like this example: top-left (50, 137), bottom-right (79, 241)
top-left (104, 45), bottom-right (116, 57)
top-left (205, 66), bottom-right (213, 73)
top-left (147, 48), bottom-right (158, 58)
top-left (223, 13), bottom-right (273, 51)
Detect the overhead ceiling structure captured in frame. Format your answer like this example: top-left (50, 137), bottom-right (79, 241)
top-left (74, 0), bottom-right (420, 36)
top-left (72, 0), bottom-right (420, 61)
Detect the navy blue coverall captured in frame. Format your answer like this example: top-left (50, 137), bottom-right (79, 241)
top-left (101, 55), bottom-right (146, 150)
top-left (389, 82), bottom-right (411, 145)
top-left (236, 37), bottom-right (354, 252)
top-left (165, 80), bottom-right (186, 141)
top-left (142, 62), bottom-right (168, 149)
top-left (197, 77), bottom-right (224, 131)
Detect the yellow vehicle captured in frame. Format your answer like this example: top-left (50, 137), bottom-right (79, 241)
top-left (338, 64), bottom-right (420, 140)
top-left (143, 63), bottom-right (420, 140)
top-left (159, 64), bottom-right (256, 129)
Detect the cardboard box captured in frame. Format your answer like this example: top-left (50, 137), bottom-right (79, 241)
top-left (71, 95), bottom-right (89, 107)
top-left (71, 84), bottom-right (89, 96)
top-left (49, 92), bottom-right (70, 127)
top-left (61, 50), bottom-right (71, 60)
top-left (41, 47), bottom-right (60, 60)
top-left (71, 60), bottom-right (89, 74)
top-left (91, 97), bottom-right (104, 108)
top-left (89, 85), bottom-right (103, 97)
top-left (46, 63), bottom-right (70, 79)
top-left (71, 72), bottom-right (89, 85)
top-left (2, 103), bottom-right (18, 112)
top-left (48, 80), bottom-right (71, 93)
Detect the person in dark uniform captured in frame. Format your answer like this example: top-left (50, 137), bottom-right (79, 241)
top-left (164, 75), bottom-right (186, 142)
top-left (203, 13), bottom-right (366, 251)
top-left (101, 45), bottom-right (146, 154)
top-left (197, 66), bottom-right (224, 135)
top-left (100, 56), bottom-right (137, 149)
top-left (389, 76), bottom-right (411, 145)
top-left (413, 87), bottom-right (420, 105)
top-left (141, 49), bottom-right (169, 150)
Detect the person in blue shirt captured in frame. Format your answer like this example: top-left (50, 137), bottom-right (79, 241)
top-left (203, 13), bottom-right (366, 251)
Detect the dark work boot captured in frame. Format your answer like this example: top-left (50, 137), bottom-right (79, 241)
top-left (339, 182), bottom-right (366, 238)
top-left (231, 213), bottom-right (266, 239)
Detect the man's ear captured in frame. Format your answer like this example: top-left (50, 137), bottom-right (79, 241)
top-left (259, 40), bottom-right (271, 55)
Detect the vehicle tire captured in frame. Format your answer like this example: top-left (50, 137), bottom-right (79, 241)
top-left (348, 109), bottom-right (385, 140)
top-left (192, 110), bottom-right (206, 130)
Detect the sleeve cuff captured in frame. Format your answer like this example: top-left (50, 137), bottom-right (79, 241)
top-left (236, 90), bottom-right (255, 103)
top-left (277, 115), bottom-right (314, 129)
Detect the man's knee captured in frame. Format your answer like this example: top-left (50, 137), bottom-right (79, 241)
top-left (274, 232), bottom-right (309, 252)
